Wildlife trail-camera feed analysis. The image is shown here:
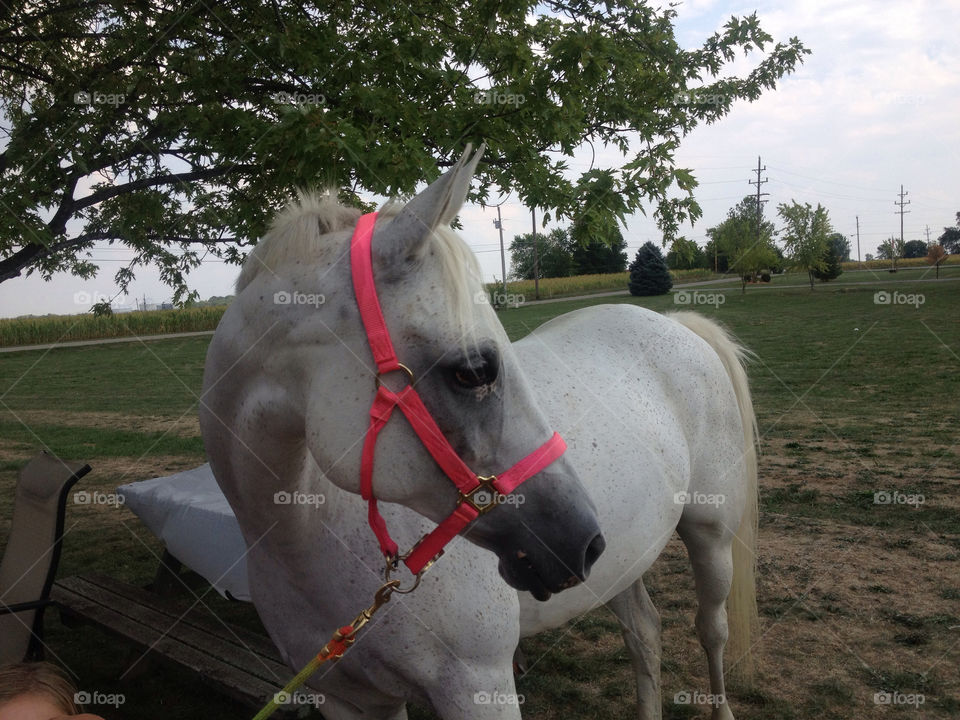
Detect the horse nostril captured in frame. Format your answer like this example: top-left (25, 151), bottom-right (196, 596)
top-left (581, 532), bottom-right (606, 579)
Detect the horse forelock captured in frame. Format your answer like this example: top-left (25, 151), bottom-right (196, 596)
top-left (236, 191), bottom-right (362, 292)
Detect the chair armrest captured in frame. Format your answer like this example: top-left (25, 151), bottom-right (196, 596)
top-left (0, 598), bottom-right (54, 615)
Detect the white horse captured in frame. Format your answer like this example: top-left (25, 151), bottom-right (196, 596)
top-left (199, 147), bottom-right (758, 720)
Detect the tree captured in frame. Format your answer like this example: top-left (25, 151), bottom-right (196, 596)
top-left (734, 242), bottom-right (779, 292)
top-left (509, 228), bottom-right (574, 280)
top-left (628, 242), bottom-right (672, 296)
top-left (771, 245), bottom-right (786, 274)
top-left (666, 236), bottom-right (705, 270)
top-left (569, 221), bottom-right (628, 275)
top-left (813, 240), bottom-right (843, 281)
top-left (0, 3), bottom-right (809, 301)
top-left (927, 243), bottom-right (948, 279)
top-left (877, 236), bottom-right (905, 269)
top-left (937, 214), bottom-right (960, 254)
top-left (827, 233), bottom-right (851, 262)
top-left (865, 253), bottom-right (874, 261)
top-left (777, 201), bottom-right (832, 289)
top-left (707, 196), bottom-right (777, 292)
top-left (703, 237), bottom-right (730, 273)
top-left (903, 240), bottom-right (928, 259)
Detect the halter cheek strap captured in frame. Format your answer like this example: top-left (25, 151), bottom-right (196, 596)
top-left (350, 212), bottom-right (567, 574)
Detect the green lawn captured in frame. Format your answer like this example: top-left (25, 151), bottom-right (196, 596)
top-left (1, 277), bottom-right (958, 719)
top-left (700, 263), bottom-right (960, 290)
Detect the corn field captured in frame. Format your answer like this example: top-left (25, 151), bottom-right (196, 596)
top-left (0, 306), bottom-right (227, 347)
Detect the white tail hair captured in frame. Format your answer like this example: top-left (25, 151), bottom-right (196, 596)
top-left (669, 311), bottom-right (760, 686)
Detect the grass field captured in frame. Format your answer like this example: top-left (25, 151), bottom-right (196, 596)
top-left (1, 275), bottom-right (958, 719)
top-left (2, 259), bottom-right (951, 348)
top-left (485, 267), bottom-right (719, 303)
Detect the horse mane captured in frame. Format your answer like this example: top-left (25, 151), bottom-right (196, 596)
top-left (237, 192), bottom-right (487, 346)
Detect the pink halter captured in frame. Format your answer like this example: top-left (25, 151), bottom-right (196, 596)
top-left (350, 212), bottom-right (567, 574)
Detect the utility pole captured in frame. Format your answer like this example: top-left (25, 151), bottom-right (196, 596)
top-left (531, 206), bottom-right (540, 300)
top-left (493, 206), bottom-right (507, 303)
top-left (894, 184), bottom-right (910, 271)
top-left (925, 225), bottom-right (931, 244)
top-left (747, 156), bottom-right (769, 283)
top-left (856, 215), bottom-right (861, 267)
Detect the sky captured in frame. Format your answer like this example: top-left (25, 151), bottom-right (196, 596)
top-left (1, 0), bottom-right (958, 317)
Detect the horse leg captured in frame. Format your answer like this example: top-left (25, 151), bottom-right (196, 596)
top-left (606, 577), bottom-right (662, 720)
top-left (676, 519), bottom-right (736, 720)
top-left (425, 665), bottom-right (523, 720)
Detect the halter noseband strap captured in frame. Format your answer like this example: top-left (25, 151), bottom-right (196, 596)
top-left (350, 212), bottom-right (567, 574)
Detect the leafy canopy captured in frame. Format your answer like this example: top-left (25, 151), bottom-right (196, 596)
top-left (509, 228), bottom-right (575, 280)
top-left (0, 1), bottom-right (809, 301)
top-left (827, 232), bottom-right (851, 262)
top-left (707, 195), bottom-right (777, 289)
top-left (902, 239), bottom-right (928, 259)
top-left (569, 219), bottom-right (628, 275)
top-left (666, 236), bottom-right (704, 270)
top-left (936, 215), bottom-right (960, 255)
top-left (777, 200), bottom-right (832, 289)
top-left (877, 236), bottom-right (905, 261)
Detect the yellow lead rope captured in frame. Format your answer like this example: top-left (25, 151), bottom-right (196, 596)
top-left (252, 654), bottom-right (327, 720)
top-left (251, 578), bottom-right (403, 720)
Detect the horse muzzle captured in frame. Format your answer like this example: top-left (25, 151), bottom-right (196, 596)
top-left (467, 475), bottom-right (606, 601)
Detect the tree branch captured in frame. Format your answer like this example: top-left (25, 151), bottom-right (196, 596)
top-left (73, 164), bottom-right (258, 211)
top-left (0, 231), bottom-right (240, 282)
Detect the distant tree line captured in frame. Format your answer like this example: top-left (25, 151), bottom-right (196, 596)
top-left (510, 201), bottom-right (957, 297)
top-left (509, 223), bottom-right (628, 280)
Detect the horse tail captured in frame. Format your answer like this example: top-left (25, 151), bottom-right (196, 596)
top-left (668, 311), bottom-right (759, 686)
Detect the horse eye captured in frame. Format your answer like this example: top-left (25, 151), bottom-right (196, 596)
top-left (454, 365), bottom-right (490, 388)
top-left (452, 353), bottom-right (499, 389)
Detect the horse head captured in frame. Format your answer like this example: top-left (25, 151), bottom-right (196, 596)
top-left (252, 147), bottom-right (605, 599)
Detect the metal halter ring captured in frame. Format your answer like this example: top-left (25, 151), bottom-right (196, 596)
top-left (384, 556), bottom-right (433, 593)
top-left (375, 363), bottom-right (415, 391)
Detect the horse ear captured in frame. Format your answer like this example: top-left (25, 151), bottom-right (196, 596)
top-left (374, 144), bottom-right (485, 272)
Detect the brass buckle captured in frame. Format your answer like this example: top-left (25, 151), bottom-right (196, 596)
top-left (375, 363), bottom-right (414, 390)
top-left (458, 475), bottom-right (503, 515)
